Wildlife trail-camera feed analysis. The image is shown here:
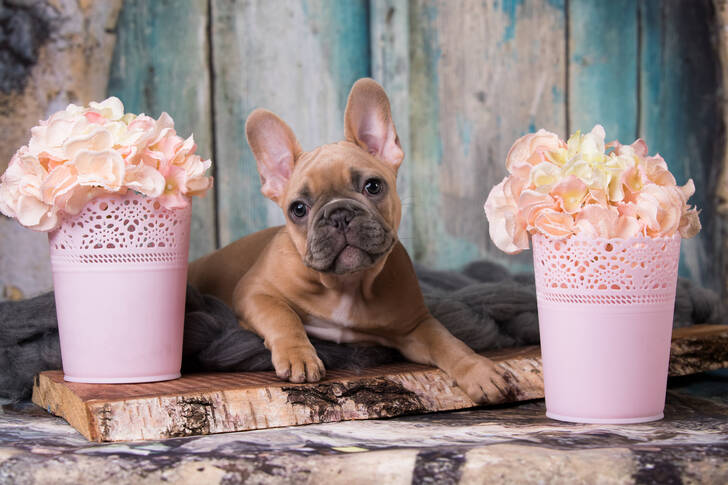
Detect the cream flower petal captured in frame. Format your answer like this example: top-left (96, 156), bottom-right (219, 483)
top-left (63, 128), bottom-right (113, 159)
top-left (574, 205), bottom-right (618, 238)
top-left (0, 182), bottom-right (18, 218)
top-left (679, 179), bottom-right (696, 201)
top-left (533, 209), bottom-right (574, 239)
top-left (89, 97), bottom-right (125, 121)
top-left (74, 150), bottom-right (125, 191)
top-left (517, 189), bottom-right (556, 226)
top-left (614, 215), bottom-right (642, 239)
top-left (186, 175), bottom-right (214, 196)
top-left (528, 161), bottom-right (562, 189)
top-left (551, 175), bottom-right (588, 213)
top-left (484, 178), bottom-right (529, 254)
top-left (125, 164), bottom-right (165, 198)
top-left (16, 194), bottom-right (53, 227)
top-left (158, 191), bottom-right (190, 210)
top-left (41, 165), bottom-right (78, 205)
top-left (505, 129), bottom-right (562, 174)
top-left (63, 187), bottom-right (106, 215)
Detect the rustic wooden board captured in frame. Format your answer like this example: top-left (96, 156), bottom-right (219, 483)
top-left (107, 0), bottom-right (216, 260)
top-left (409, 0), bottom-right (567, 272)
top-left (370, 0), bottom-right (413, 253)
top-left (568, 0), bottom-right (638, 141)
top-left (639, 0), bottom-right (724, 293)
top-left (32, 324), bottom-right (728, 442)
top-left (211, 0), bottom-right (371, 246)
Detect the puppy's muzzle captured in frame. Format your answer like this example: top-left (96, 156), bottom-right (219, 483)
top-left (305, 198), bottom-right (395, 274)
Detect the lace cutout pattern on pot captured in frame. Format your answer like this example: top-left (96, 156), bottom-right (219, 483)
top-left (49, 192), bottom-right (191, 266)
top-left (532, 234), bottom-right (681, 305)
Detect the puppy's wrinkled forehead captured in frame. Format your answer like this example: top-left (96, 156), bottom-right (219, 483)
top-left (286, 141), bottom-right (392, 201)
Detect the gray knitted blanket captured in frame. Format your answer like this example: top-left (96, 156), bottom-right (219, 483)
top-left (0, 260), bottom-right (723, 401)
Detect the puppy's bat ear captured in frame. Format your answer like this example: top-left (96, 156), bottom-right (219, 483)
top-left (245, 109), bottom-right (302, 203)
top-left (344, 78), bottom-right (404, 172)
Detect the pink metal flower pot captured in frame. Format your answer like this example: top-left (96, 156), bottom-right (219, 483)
top-left (532, 234), bottom-right (681, 423)
top-left (48, 192), bottom-right (191, 383)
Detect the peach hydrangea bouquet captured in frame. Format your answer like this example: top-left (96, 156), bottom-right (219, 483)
top-left (484, 125), bottom-right (701, 253)
top-left (0, 97), bottom-right (213, 232)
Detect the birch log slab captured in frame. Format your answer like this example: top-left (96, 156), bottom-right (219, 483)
top-left (409, 0), bottom-right (566, 272)
top-left (32, 324), bottom-right (728, 442)
top-left (211, 0), bottom-right (370, 246)
top-left (0, 0), bottom-right (122, 301)
top-left (107, 0), bottom-right (216, 260)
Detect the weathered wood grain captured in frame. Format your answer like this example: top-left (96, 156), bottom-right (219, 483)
top-left (713, 0), bottom-right (728, 301)
top-left (107, 0), bottom-right (216, 260)
top-left (370, 0), bottom-right (413, 253)
top-left (9, 386), bottom-right (728, 483)
top-left (409, 0), bottom-right (567, 271)
top-left (639, 0), bottom-right (724, 293)
top-left (0, 0), bottom-right (123, 301)
top-left (211, 0), bottom-right (371, 246)
top-left (568, 0), bottom-right (638, 141)
top-left (670, 324), bottom-right (728, 376)
top-left (32, 324), bottom-right (728, 442)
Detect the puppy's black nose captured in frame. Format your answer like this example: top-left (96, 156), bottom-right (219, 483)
top-left (328, 208), bottom-right (354, 230)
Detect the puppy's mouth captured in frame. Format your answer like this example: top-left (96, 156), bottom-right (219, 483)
top-left (306, 237), bottom-right (394, 274)
top-left (331, 244), bottom-right (377, 274)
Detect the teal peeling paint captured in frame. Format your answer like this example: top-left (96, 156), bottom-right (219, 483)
top-left (304, 0), bottom-right (370, 112)
top-left (456, 114), bottom-right (473, 157)
top-left (410, 0), bottom-right (445, 264)
top-left (568, 0), bottom-right (637, 143)
top-left (551, 85), bottom-right (563, 104)
top-left (546, 0), bottom-right (565, 9)
top-left (499, 0), bottom-right (524, 44)
top-left (421, 2), bottom-right (443, 167)
top-left (435, 237), bottom-right (481, 270)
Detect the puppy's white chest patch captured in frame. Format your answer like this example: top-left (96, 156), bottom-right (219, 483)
top-left (329, 293), bottom-right (355, 327)
top-left (303, 321), bottom-right (389, 346)
top-left (303, 293), bottom-right (389, 346)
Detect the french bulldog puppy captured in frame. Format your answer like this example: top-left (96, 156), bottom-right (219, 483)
top-left (188, 78), bottom-right (514, 403)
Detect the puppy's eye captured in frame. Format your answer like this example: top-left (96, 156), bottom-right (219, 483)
top-left (288, 201), bottom-right (309, 220)
top-left (363, 178), bottom-right (383, 196)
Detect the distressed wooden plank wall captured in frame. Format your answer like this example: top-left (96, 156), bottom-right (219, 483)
top-left (107, 0), bottom-right (216, 260)
top-left (639, 0), bottom-right (724, 293)
top-left (2, 0), bottom-right (727, 300)
top-left (211, 0), bottom-right (370, 246)
top-left (409, 0), bottom-right (567, 271)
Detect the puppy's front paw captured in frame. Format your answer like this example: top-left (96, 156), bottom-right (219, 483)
top-left (453, 356), bottom-right (518, 404)
top-left (271, 344), bottom-right (326, 383)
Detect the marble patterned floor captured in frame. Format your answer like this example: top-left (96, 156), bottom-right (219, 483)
top-left (1, 370), bottom-right (727, 484)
